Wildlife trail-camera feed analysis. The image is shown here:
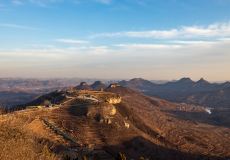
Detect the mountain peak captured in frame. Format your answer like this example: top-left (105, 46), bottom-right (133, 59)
top-left (129, 78), bottom-right (154, 84)
top-left (76, 82), bottom-right (92, 90)
top-left (221, 81), bottom-right (230, 88)
top-left (91, 81), bottom-right (106, 91)
top-left (178, 77), bottom-right (194, 83)
top-left (130, 78), bottom-right (147, 82)
top-left (92, 81), bottom-right (103, 85)
top-left (80, 82), bottom-right (88, 86)
top-left (196, 78), bottom-right (209, 84)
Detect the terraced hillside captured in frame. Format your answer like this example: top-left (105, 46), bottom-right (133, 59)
top-left (0, 86), bottom-right (230, 160)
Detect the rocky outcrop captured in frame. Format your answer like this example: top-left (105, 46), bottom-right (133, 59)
top-left (86, 103), bottom-right (117, 123)
top-left (108, 83), bottom-right (121, 88)
top-left (106, 97), bottom-right (122, 104)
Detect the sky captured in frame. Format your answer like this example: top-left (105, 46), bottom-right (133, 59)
top-left (0, 0), bottom-right (230, 81)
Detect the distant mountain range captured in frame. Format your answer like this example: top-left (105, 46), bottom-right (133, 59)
top-left (75, 81), bottom-right (107, 91)
top-left (1, 78), bottom-right (230, 109)
top-left (118, 78), bottom-right (230, 108)
top-left (0, 78), bottom-right (106, 107)
top-left (75, 78), bottom-right (230, 108)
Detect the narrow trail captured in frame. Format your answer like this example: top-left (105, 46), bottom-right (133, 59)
top-left (41, 118), bottom-right (79, 146)
top-left (41, 114), bottom-right (113, 159)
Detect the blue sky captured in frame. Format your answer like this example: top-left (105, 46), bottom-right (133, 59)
top-left (0, 0), bottom-right (230, 80)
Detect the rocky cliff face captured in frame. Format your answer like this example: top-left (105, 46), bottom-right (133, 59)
top-left (87, 104), bottom-right (116, 117)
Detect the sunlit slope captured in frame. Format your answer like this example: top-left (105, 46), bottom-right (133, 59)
top-left (0, 87), bottom-right (229, 160)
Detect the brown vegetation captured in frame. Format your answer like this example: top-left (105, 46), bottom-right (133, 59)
top-left (0, 87), bottom-right (230, 160)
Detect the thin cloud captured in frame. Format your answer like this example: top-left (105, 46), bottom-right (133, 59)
top-left (91, 22), bottom-right (230, 39)
top-left (56, 39), bottom-right (90, 45)
top-left (12, 0), bottom-right (24, 5)
top-left (1, 39), bottom-right (229, 80)
top-left (115, 38), bottom-right (230, 50)
top-left (115, 43), bottom-right (182, 49)
top-left (95, 0), bottom-right (112, 4)
top-left (9, 0), bottom-right (112, 6)
top-left (28, 0), bottom-right (63, 7)
top-left (74, 0), bottom-right (112, 4)
top-left (0, 23), bottom-right (38, 30)
top-left (171, 40), bottom-right (217, 45)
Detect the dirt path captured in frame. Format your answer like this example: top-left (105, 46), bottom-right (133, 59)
top-left (41, 108), bottom-right (113, 159)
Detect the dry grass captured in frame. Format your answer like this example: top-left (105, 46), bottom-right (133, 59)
top-left (0, 110), bottom-right (60, 160)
